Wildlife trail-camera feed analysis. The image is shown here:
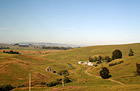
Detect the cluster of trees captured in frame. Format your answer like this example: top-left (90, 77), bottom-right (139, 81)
top-left (40, 70), bottom-right (71, 87)
top-left (89, 55), bottom-right (103, 64)
top-left (89, 55), bottom-right (112, 63)
top-left (99, 49), bottom-right (135, 79)
top-left (3, 50), bottom-right (19, 54)
top-left (46, 76), bottom-right (71, 87)
top-left (89, 49), bottom-right (134, 64)
top-left (0, 84), bottom-right (15, 91)
top-left (0, 47), bottom-right (10, 49)
top-left (112, 49), bottom-right (134, 60)
top-left (42, 46), bottom-right (73, 50)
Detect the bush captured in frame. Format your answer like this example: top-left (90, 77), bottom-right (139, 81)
top-left (17, 85), bottom-right (25, 88)
top-left (89, 55), bottom-right (104, 62)
top-left (136, 63), bottom-right (140, 76)
top-left (46, 81), bottom-right (60, 87)
top-left (40, 82), bottom-right (47, 85)
top-left (129, 49), bottom-right (134, 56)
top-left (109, 61), bottom-right (123, 67)
top-left (100, 67), bottom-right (111, 79)
top-left (112, 49), bottom-right (122, 60)
top-left (105, 56), bottom-right (112, 63)
top-left (64, 77), bottom-right (71, 83)
top-left (46, 77), bottom-right (71, 87)
top-left (0, 84), bottom-right (15, 91)
top-left (3, 50), bottom-right (19, 54)
top-left (58, 70), bottom-right (69, 76)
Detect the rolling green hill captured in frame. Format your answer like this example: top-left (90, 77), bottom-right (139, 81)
top-left (1, 43), bottom-right (140, 91)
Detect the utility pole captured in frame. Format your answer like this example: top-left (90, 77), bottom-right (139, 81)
top-left (29, 73), bottom-right (31, 91)
top-left (78, 77), bottom-right (79, 84)
top-left (62, 75), bottom-right (64, 87)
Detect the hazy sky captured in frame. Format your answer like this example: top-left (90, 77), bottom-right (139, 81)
top-left (0, 0), bottom-right (140, 46)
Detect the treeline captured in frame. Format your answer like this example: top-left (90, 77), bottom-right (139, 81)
top-left (3, 50), bottom-right (19, 54)
top-left (42, 46), bottom-right (73, 50)
top-left (0, 47), bottom-right (10, 49)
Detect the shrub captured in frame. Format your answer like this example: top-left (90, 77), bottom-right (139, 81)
top-left (58, 70), bottom-right (69, 76)
top-left (129, 49), bottom-right (134, 56)
top-left (46, 81), bottom-right (60, 87)
top-left (136, 63), bottom-right (140, 76)
top-left (89, 55), bottom-right (103, 62)
top-left (100, 67), bottom-right (111, 79)
top-left (46, 77), bottom-right (71, 87)
top-left (109, 61), bottom-right (123, 67)
top-left (0, 84), bottom-right (15, 91)
top-left (3, 50), bottom-right (19, 54)
top-left (105, 56), bottom-right (112, 63)
top-left (89, 56), bottom-right (97, 62)
top-left (112, 49), bottom-right (122, 60)
top-left (40, 82), bottom-right (46, 85)
top-left (64, 77), bottom-right (71, 83)
top-left (99, 55), bottom-right (102, 60)
top-left (17, 85), bottom-right (25, 88)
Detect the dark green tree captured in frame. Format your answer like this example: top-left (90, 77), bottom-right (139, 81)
top-left (89, 56), bottom-right (93, 62)
top-left (105, 56), bottom-right (112, 63)
top-left (9, 50), bottom-right (14, 54)
top-left (0, 84), bottom-right (15, 91)
top-left (58, 70), bottom-right (69, 76)
top-left (112, 49), bottom-right (122, 60)
top-left (3, 50), bottom-right (5, 53)
top-left (129, 49), bottom-right (134, 56)
top-left (100, 67), bottom-right (111, 79)
top-left (99, 55), bottom-right (102, 60)
top-left (136, 63), bottom-right (140, 76)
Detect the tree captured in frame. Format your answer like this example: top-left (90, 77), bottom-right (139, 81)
top-left (9, 50), bottom-right (14, 54)
top-left (112, 49), bottom-right (122, 60)
top-left (136, 63), bottom-right (140, 76)
top-left (89, 56), bottom-right (97, 62)
top-left (58, 70), bottom-right (69, 76)
top-left (89, 56), bottom-right (93, 62)
top-left (3, 50), bottom-right (5, 53)
top-left (129, 49), bottom-right (134, 56)
top-left (105, 56), bottom-right (112, 63)
top-left (0, 84), bottom-right (15, 91)
top-left (100, 67), bottom-right (111, 79)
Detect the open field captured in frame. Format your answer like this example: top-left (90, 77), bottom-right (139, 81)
top-left (0, 43), bottom-right (140, 91)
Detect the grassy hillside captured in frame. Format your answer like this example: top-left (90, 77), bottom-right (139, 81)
top-left (1, 43), bottom-right (140, 90)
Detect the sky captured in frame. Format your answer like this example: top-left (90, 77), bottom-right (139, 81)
top-left (0, 0), bottom-right (140, 46)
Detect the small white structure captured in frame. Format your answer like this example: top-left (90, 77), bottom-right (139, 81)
top-left (78, 61), bottom-right (83, 64)
top-left (87, 62), bottom-right (94, 66)
top-left (45, 66), bottom-right (53, 73)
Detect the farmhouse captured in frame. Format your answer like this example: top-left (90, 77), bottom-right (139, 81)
top-left (45, 66), bottom-right (53, 73)
top-left (87, 62), bottom-right (94, 66)
top-left (78, 61), bottom-right (83, 64)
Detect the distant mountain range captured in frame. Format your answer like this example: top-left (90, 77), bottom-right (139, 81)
top-left (11, 42), bottom-right (81, 47)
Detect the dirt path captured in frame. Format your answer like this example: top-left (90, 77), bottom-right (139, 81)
top-left (85, 67), bottom-right (124, 85)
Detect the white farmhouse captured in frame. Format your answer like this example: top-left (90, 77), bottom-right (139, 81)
top-left (87, 62), bottom-right (94, 66)
top-left (78, 61), bottom-right (83, 64)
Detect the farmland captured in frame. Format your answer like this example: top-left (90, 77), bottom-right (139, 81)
top-left (0, 43), bottom-right (140, 91)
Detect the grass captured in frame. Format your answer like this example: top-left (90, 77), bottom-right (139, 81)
top-left (1, 43), bottom-right (140, 91)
